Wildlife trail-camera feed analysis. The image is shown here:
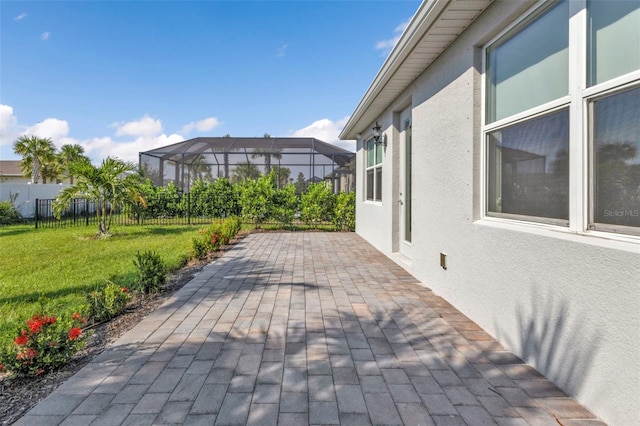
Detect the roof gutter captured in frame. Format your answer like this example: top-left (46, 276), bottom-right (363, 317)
top-left (339, 0), bottom-right (450, 140)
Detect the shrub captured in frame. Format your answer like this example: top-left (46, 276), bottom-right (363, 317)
top-left (133, 250), bottom-right (166, 294)
top-left (193, 224), bottom-right (221, 259)
top-left (86, 282), bottom-right (132, 322)
top-left (219, 216), bottom-right (240, 245)
top-left (0, 311), bottom-right (88, 377)
top-left (142, 181), bottom-right (183, 218)
top-left (239, 174), bottom-right (275, 228)
top-left (193, 236), bottom-right (208, 260)
top-left (271, 184), bottom-right (298, 227)
top-left (192, 217), bottom-right (242, 259)
top-left (301, 183), bottom-right (335, 228)
top-left (210, 178), bottom-right (240, 218)
top-left (333, 192), bottom-right (356, 231)
top-left (0, 200), bottom-right (23, 225)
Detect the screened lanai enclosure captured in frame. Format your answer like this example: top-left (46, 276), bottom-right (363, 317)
top-left (139, 137), bottom-right (355, 193)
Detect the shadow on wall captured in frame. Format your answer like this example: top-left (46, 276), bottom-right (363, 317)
top-left (497, 289), bottom-right (601, 399)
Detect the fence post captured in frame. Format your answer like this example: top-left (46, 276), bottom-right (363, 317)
top-left (187, 192), bottom-right (191, 225)
top-left (35, 199), bottom-right (39, 229)
top-left (85, 199), bottom-right (89, 226)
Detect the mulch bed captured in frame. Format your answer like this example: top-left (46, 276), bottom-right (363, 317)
top-left (0, 231), bottom-right (251, 425)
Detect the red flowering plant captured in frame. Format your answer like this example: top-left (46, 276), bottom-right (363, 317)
top-left (0, 310), bottom-right (88, 377)
top-left (192, 217), bottom-right (241, 260)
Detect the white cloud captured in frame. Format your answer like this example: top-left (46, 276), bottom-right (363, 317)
top-left (182, 116), bottom-right (222, 135)
top-left (82, 133), bottom-right (184, 163)
top-left (375, 18), bottom-right (410, 53)
top-left (0, 108), bottom-right (75, 158)
top-left (290, 116), bottom-right (354, 151)
top-left (276, 44), bottom-right (288, 58)
top-left (14, 13), bottom-right (27, 21)
top-left (41, 32), bottom-right (50, 41)
top-left (24, 118), bottom-right (70, 143)
top-left (114, 115), bottom-right (163, 137)
top-left (0, 105), bottom-right (19, 145)
top-left (0, 106), bottom-right (187, 164)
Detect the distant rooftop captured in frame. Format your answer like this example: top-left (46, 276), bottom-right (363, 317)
top-left (0, 160), bottom-right (23, 177)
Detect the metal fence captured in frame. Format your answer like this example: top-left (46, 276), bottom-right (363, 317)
top-left (33, 197), bottom-right (330, 229)
top-left (34, 197), bottom-right (228, 229)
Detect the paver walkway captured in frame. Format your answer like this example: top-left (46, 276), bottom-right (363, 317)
top-left (16, 233), bottom-right (602, 425)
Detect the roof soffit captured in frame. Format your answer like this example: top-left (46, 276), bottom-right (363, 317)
top-left (340, 0), bottom-right (493, 140)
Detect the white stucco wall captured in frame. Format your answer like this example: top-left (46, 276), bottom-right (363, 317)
top-left (0, 183), bottom-right (69, 217)
top-left (354, 2), bottom-right (640, 424)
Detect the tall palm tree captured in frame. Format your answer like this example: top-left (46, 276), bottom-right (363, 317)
top-left (251, 135), bottom-right (282, 174)
top-left (59, 144), bottom-right (88, 184)
top-left (52, 157), bottom-right (146, 237)
top-left (13, 136), bottom-right (56, 184)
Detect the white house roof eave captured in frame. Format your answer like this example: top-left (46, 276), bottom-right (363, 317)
top-left (339, 0), bottom-right (493, 140)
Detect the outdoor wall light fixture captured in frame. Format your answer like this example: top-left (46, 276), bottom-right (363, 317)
top-left (372, 121), bottom-right (387, 149)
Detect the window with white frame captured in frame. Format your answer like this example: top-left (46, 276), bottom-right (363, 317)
top-left (366, 138), bottom-right (382, 201)
top-left (484, 0), bottom-right (639, 235)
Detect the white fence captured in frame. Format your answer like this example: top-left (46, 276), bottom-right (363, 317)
top-left (0, 183), bottom-right (70, 218)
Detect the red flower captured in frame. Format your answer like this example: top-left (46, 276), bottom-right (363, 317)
top-left (72, 312), bottom-right (81, 320)
top-left (14, 334), bottom-right (29, 346)
top-left (24, 348), bottom-right (37, 359)
top-left (120, 287), bottom-right (129, 293)
top-left (26, 316), bottom-right (44, 333)
top-left (0, 363), bottom-right (4, 372)
top-left (48, 316), bottom-right (56, 324)
top-left (68, 327), bottom-right (82, 341)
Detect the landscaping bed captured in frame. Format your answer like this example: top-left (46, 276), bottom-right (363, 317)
top-left (0, 231), bottom-right (248, 425)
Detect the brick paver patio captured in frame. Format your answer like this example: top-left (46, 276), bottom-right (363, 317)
top-left (16, 232), bottom-right (603, 425)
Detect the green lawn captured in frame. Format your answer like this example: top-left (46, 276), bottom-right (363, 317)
top-left (0, 224), bottom-right (201, 343)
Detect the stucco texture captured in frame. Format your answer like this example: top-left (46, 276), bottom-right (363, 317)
top-left (354, 1), bottom-right (640, 424)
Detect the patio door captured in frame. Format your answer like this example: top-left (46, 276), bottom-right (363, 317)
top-left (399, 108), bottom-right (412, 256)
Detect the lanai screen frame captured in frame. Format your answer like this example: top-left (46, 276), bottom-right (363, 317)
top-left (139, 137), bottom-right (355, 194)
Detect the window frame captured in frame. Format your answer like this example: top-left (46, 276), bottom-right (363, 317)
top-left (587, 83), bottom-right (640, 236)
top-left (483, 0), bottom-right (571, 226)
top-left (365, 137), bottom-right (383, 202)
top-left (485, 105), bottom-right (571, 226)
top-left (480, 0), bottom-right (640, 239)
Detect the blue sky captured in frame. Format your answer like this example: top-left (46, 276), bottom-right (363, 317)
top-left (1, 0), bottom-right (420, 163)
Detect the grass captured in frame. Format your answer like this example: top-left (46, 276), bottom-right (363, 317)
top-left (0, 220), bottom-right (336, 345)
top-left (0, 224), bottom-right (201, 344)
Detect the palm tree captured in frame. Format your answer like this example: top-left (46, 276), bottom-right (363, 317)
top-left (251, 135), bottom-right (282, 174)
top-left (59, 144), bottom-right (88, 184)
top-left (270, 166), bottom-right (291, 188)
top-left (189, 154), bottom-right (214, 183)
top-left (231, 161), bottom-right (261, 184)
top-left (52, 157), bottom-right (146, 237)
top-left (13, 135), bottom-right (56, 184)
top-left (40, 159), bottom-right (64, 184)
